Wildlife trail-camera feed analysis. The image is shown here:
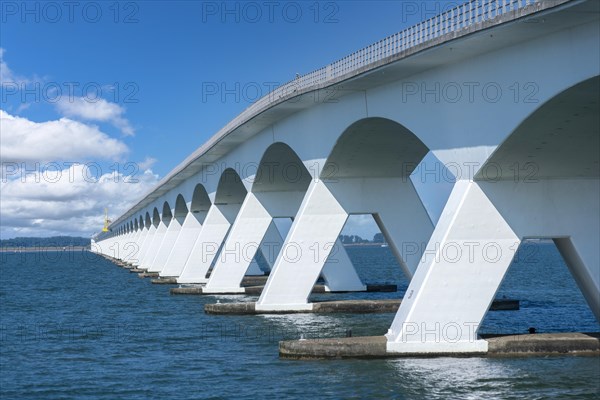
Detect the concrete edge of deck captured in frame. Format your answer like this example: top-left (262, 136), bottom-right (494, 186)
top-left (279, 333), bottom-right (600, 359)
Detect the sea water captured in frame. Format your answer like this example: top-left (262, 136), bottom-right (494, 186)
top-left (1, 242), bottom-right (598, 399)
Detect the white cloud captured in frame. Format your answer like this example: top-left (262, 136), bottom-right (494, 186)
top-left (0, 48), bottom-right (29, 87)
top-left (138, 156), bottom-right (157, 171)
top-left (0, 55), bottom-right (157, 239)
top-left (0, 164), bottom-right (160, 238)
top-left (0, 110), bottom-right (129, 163)
top-left (56, 97), bottom-right (135, 136)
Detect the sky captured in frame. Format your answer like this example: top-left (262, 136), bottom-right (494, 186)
top-left (0, 1), bottom-right (461, 239)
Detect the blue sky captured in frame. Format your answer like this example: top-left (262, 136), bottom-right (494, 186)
top-left (0, 1), bottom-right (460, 238)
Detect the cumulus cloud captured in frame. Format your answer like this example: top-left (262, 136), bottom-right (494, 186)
top-left (56, 97), bottom-right (135, 136)
top-left (0, 110), bottom-right (129, 163)
top-left (0, 54), bottom-right (157, 239)
top-left (1, 164), bottom-right (160, 238)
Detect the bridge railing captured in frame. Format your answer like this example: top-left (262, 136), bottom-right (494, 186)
top-left (222, 0), bottom-right (541, 130)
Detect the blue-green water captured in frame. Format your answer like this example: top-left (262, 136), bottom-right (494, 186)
top-left (1, 243), bottom-right (599, 399)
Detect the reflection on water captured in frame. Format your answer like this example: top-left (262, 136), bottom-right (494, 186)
top-left (260, 313), bottom-right (349, 340)
top-left (386, 356), bottom-right (600, 400)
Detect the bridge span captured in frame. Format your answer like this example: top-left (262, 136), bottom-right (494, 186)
top-left (93, 0), bottom-right (599, 355)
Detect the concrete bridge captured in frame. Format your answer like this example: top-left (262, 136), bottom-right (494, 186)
top-left (92, 0), bottom-right (600, 355)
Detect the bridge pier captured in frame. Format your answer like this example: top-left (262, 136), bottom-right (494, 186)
top-left (134, 213), bottom-right (155, 269)
top-left (176, 203), bottom-right (238, 283)
top-left (256, 176), bottom-right (433, 312)
top-left (177, 168), bottom-right (246, 284)
top-left (386, 176), bottom-right (600, 354)
top-left (139, 209), bottom-right (167, 269)
top-left (146, 205), bottom-right (182, 273)
top-left (122, 228), bottom-right (141, 264)
top-left (158, 186), bottom-right (210, 277)
top-left (386, 180), bottom-right (517, 354)
top-left (202, 141), bottom-right (366, 294)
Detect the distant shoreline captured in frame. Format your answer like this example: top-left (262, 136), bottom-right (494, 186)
top-left (343, 243), bottom-right (386, 247)
top-left (0, 246), bottom-right (90, 253)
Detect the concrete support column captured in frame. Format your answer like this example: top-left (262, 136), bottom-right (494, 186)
top-left (555, 235), bottom-right (600, 321)
top-left (131, 227), bottom-right (149, 266)
top-left (480, 178), bottom-right (600, 322)
top-left (123, 229), bottom-right (142, 263)
top-left (386, 180), bottom-right (520, 354)
top-left (159, 213), bottom-right (204, 277)
top-left (177, 204), bottom-right (237, 284)
top-left (245, 221), bottom-right (291, 275)
top-left (140, 221), bottom-right (167, 269)
top-left (256, 177), bottom-right (433, 311)
top-left (117, 232), bottom-right (129, 260)
top-left (203, 193), bottom-right (274, 293)
top-left (136, 224), bottom-right (156, 268)
top-left (256, 180), bottom-right (358, 311)
top-left (148, 217), bottom-right (183, 273)
top-left (204, 187), bottom-right (365, 295)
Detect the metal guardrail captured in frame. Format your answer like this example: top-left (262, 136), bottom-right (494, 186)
top-left (101, 0), bottom-right (556, 236)
top-left (220, 0), bottom-right (541, 136)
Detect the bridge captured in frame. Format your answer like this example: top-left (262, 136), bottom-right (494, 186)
top-left (92, 0), bottom-right (600, 355)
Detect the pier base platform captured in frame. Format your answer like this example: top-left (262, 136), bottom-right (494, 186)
top-left (204, 298), bottom-right (518, 315)
top-left (151, 277), bottom-right (177, 284)
top-left (139, 272), bottom-right (159, 278)
top-left (279, 332), bottom-right (600, 359)
top-left (173, 284), bottom-right (396, 297)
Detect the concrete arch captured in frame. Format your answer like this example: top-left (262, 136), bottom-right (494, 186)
top-left (134, 218), bottom-right (139, 231)
top-left (324, 117), bottom-right (430, 179)
top-left (472, 75), bottom-right (600, 320)
top-left (144, 212), bottom-right (152, 228)
top-left (162, 201), bottom-right (173, 227)
top-left (215, 168), bottom-right (247, 205)
top-left (320, 116), bottom-right (434, 274)
top-left (476, 76), bottom-right (600, 181)
top-left (252, 142), bottom-right (312, 193)
top-left (152, 208), bottom-right (160, 227)
top-left (174, 194), bottom-right (188, 220)
top-left (190, 184), bottom-right (211, 222)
